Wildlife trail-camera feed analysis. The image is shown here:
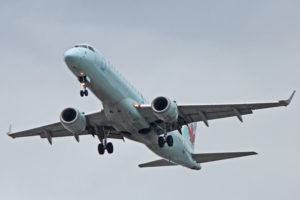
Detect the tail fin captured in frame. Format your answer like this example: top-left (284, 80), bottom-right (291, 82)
top-left (182, 122), bottom-right (197, 152)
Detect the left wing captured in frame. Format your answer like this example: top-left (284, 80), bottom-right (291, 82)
top-left (137, 91), bottom-right (295, 127)
top-left (7, 111), bottom-right (123, 144)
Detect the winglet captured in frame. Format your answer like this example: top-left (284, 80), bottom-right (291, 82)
top-left (7, 124), bottom-right (14, 138)
top-left (280, 90), bottom-right (296, 106)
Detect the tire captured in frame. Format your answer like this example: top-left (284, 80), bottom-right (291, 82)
top-left (158, 136), bottom-right (165, 148)
top-left (166, 135), bottom-right (174, 147)
top-left (84, 90), bottom-right (88, 96)
top-left (98, 143), bottom-right (105, 155)
top-left (106, 142), bottom-right (114, 154)
top-left (80, 90), bottom-right (84, 97)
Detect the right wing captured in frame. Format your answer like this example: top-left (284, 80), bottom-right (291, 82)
top-left (7, 111), bottom-right (123, 144)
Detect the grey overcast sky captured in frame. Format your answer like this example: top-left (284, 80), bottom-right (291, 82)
top-left (0, 0), bottom-right (299, 199)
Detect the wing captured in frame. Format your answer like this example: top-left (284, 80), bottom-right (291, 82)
top-left (7, 111), bottom-right (123, 144)
top-left (139, 152), bottom-right (257, 168)
top-left (137, 91), bottom-right (296, 127)
top-left (139, 159), bottom-right (176, 168)
top-left (192, 152), bottom-right (257, 163)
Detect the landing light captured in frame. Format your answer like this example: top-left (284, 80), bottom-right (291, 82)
top-left (133, 103), bottom-right (139, 108)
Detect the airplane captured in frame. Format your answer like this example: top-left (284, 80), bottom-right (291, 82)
top-left (7, 44), bottom-right (296, 170)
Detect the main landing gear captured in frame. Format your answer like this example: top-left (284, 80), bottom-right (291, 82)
top-left (78, 76), bottom-right (89, 97)
top-left (158, 135), bottom-right (173, 148)
top-left (97, 128), bottom-right (114, 155)
top-left (98, 142), bottom-right (114, 155)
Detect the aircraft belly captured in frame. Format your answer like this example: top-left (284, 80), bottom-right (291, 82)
top-left (102, 98), bottom-right (152, 143)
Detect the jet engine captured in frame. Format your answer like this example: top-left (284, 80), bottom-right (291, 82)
top-left (60, 107), bottom-right (86, 134)
top-left (151, 96), bottom-right (178, 123)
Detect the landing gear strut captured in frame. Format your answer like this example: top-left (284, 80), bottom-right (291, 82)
top-left (158, 135), bottom-right (174, 148)
top-left (96, 126), bottom-right (114, 155)
top-left (78, 76), bottom-right (89, 97)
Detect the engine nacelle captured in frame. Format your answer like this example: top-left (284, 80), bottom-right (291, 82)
top-left (60, 107), bottom-right (86, 134)
top-left (151, 96), bottom-right (178, 123)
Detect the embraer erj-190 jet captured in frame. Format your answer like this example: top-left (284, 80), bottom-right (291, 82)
top-left (8, 44), bottom-right (295, 170)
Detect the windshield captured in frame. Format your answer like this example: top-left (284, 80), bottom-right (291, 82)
top-left (74, 44), bottom-right (95, 52)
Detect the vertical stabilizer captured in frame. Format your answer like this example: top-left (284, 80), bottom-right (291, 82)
top-left (181, 123), bottom-right (197, 152)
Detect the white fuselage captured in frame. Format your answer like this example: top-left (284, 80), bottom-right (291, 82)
top-left (64, 46), bottom-right (200, 170)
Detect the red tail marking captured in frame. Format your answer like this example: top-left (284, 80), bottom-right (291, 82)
top-left (188, 124), bottom-right (195, 145)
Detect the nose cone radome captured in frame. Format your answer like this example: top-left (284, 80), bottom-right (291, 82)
top-left (64, 48), bottom-right (84, 66)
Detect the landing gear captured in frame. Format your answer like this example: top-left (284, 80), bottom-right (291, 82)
top-left (78, 76), bottom-right (89, 97)
top-left (98, 143), bottom-right (105, 155)
top-left (166, 135), bottom-right (173, 147)
top-left (97, 142), bottom-right (114, 155)
top-left (158, 136), bottom-right (165, 148)
top-left (158, 135), bottom-right (174, 148)
top-left (80, 89), bottom-right (88, 97)
top-left (106, 142), bottom-right (114, 154)
top-left (94, 126), bottom-right (115, 155)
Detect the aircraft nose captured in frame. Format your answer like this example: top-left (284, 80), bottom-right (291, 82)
top-left (64, 48), bottom-right (84, 65)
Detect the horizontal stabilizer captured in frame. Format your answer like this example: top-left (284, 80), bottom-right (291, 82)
top-left (139, 159), bottom-right (176, 168)
top-left (192, 151), bottom-right (257, 163)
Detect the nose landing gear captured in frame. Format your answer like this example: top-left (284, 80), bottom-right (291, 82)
top-left (80, 89), bottom-right (88, 97)
top-left (78, 76), bottom-right (89, 97)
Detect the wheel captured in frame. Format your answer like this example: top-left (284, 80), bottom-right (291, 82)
top-left (166, 135), bottom-right (174, 147)
top-left (106, 142), bottom-right (113, 154)
top-left (80, 90), bottom-right (84, 97)
top-left (84, 90), bottom-right (88, 96)
top-left (158, 136), bottom-right (165, 148)
top-left (98, 143), bottom-right (105, 155)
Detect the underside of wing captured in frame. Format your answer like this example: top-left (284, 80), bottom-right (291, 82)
top-left (136, 91), bottom-right (295, 128)
top-left (192, 152), bottom-right (257, 163)
top-left (7, 111), bottom-right (123, 144)
top-left (139, 159), bottom-right (177, 168)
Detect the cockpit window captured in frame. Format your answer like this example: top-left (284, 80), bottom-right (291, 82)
top-left (74, 45), bottom-right (87, 48)
top-left (88, 46), bottom-right (95, 52)
top-left (74, 45), bottom-right (95, 52)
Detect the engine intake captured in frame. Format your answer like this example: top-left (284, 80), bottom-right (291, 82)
top-left (151, 96), bottom-right (178, 123)
top-left (60, 108), bottom-right (86, 134)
